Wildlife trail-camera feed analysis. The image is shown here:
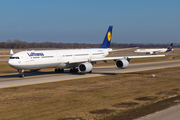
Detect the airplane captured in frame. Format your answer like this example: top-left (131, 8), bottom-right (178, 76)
top-left (134, 43), bottom-right (173, 55)
top-left (8, 26), bottom-right (167, 77)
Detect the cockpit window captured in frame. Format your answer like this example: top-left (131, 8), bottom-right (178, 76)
top-left (10, 57), bottom-right (20, 59)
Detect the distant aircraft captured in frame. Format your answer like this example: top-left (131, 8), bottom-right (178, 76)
top-left (134, 43), bottom-right (173, 55)
top-left (8, 26), bottom-right (166, 77)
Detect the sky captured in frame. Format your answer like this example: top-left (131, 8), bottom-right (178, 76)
top-left (0, 0), bottom-right (180, 44)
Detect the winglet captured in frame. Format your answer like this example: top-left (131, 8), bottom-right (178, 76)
top-left (100, 26), bottom-right (113, 48)
top-left (10, 49), bottom-right (14, 55)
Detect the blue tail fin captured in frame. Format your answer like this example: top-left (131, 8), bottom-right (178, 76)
top-left (166, 43), bottom-right (173, 52)
top-left (100, 26), bottom-right (113, 48)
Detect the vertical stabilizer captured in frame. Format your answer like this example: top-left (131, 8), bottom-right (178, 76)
top-left (166, 43), bottom-right (173, 52)
top-left (100, 26), bottom-right (113, 48)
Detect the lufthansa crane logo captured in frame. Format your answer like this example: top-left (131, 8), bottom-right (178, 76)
top-left (107, 32), bottom-right (111, 41)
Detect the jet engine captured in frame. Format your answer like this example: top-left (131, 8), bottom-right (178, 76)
top-left (115, 59), bottom-right (129, 69)
top-left (78, 62), bottom-right (93, 73)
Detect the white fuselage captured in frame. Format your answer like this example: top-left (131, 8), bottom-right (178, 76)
top-left (134, 48), bottom-right (170, 54)
top-left (8, 48), bottom-right (110, 70)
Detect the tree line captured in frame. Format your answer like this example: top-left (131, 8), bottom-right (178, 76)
top-left (0, 39), bottom-right (179, 49)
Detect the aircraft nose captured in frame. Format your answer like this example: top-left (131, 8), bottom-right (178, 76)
top-left (8, 59), bottom-right (13, 66)
top-left (8, 59), bottom-right (18, 69)
top-left (8, 59), bottom-right (16, 66)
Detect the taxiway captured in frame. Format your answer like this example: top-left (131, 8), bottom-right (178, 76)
top-left (0, 60), bottom-right (180, 88)
top-left (139, 105), bottom-right (180, 120)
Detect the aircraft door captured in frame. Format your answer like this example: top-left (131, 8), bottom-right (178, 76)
top-left (57, 53), bottom-right (61, 61)
top-left (25, 56), bottom-right (31, 64)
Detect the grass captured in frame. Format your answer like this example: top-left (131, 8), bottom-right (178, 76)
top-left (0, 67), bottom-right (180, 119)
top-left (105, 95), bottom-right (180, 120)
top-left (0, 61), bottom-right (18, 74)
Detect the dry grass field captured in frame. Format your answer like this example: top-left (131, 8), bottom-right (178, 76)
top-left (0, 67), bottom-right (180, 120)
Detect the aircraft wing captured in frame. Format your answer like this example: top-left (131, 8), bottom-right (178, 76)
top-left (68, 54), bottom-right (165, 64)
top-left (109, 47), bottom-right (139, 52)
top-left (90, 55), bottom-right (165, 61)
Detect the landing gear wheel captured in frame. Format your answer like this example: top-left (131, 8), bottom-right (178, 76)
top-left (21, 74), bottom-right (24, 78)
top-left (70, 69), bottom-right (72, 73)
top-left (75, 69), bottom-right (78, 73)
top-left (58, 68), bottom-right (61, 73)
top-left (58, 68), bottom-right (64, 73)
top-left (55, 68), bottom-right (64, 73)
top-left (70, 68), bottom-right (78, 73)
top-left (18, 69), bottom-right (24, 78)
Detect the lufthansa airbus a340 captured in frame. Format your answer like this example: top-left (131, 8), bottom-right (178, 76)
top-left (8, 26), bottom-right (166, 77)
top-left (134, 43), bottom-right (173, 55)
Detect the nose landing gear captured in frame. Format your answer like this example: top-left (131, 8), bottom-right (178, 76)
top-left (18, 69), bottom-right (24, 78)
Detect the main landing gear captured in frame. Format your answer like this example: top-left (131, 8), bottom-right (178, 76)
top-left (55, 68), bottom-right (78, 73)
top-left (70, 67), bottom-right (78, 73)
top-left (55, 68), bottom-right (64, 73)
top-left (18, 69), bottom-right (24, 78)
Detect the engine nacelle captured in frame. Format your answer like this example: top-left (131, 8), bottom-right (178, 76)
top-left (78, 62), bottom-right (93, 72)
top-left (115, 59), bottom-right (129, 69)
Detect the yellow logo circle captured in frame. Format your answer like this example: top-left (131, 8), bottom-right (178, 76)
top-left (107, 32), bottom-right (111, 41)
